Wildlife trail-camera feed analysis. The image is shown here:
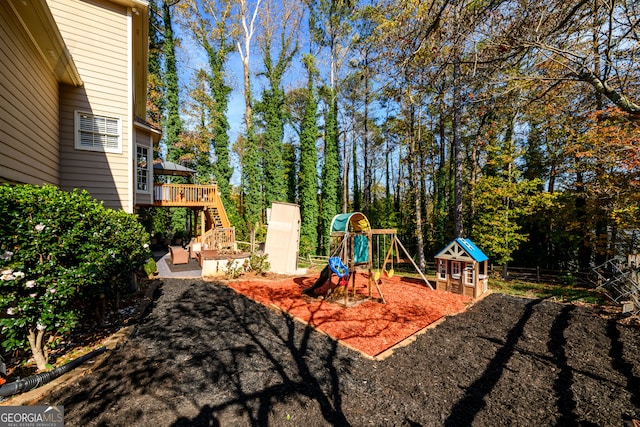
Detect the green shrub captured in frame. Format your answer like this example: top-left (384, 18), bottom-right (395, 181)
top-left (0, 184), bottom-right (150, 370)
top-left (224, 260), bottom-right (244, 279)
top-left (144, 258), bottom-right (157, 278)
top-left (249, 253), bottom-right (270, 275)
top-left (561, 272), bottom-right (577, 287)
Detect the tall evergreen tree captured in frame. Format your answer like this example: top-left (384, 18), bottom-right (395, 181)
top-left (258, 0), bottom-right (300, 207)
top-left (242, 129), bottom-right (262, 229)
top-left (146, 0), bottom-right (165, 148)
top-left (307, 0), bottom-right (355, 252)
top-left (298, 54), bottom-right (320, 255)
top-left (187, 70), bottom-right (216, 182)
top-left (259, 88), bottom-right (287, 204)
top-left (236, 0), bottom-right (263, 232)
top-left (205, 41), bottom-right (236, 215)
top-left (282, 142), bottom-right (298, 203)
top-left (162, 0), bottom-right (184, 164)
top-left (320, 95), bottom-right (340, 253)
top-left (181, 0), bottom-right (239, 225)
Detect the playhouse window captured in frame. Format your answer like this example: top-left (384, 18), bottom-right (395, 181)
top-left (452, 261), bottom-right (461, 278)
top-left (479, 262), bottom-right (487, 277)
top-left (438, 260), bottom-right (447, 280)
top-left (465, 267), bottom-right (474, 285)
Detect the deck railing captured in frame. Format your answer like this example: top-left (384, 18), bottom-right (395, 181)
top-left (153, 183), bottom-right (219, 207)
top-left (200, 227), bottom-right (236, 251)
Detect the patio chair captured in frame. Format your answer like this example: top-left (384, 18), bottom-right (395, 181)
top-left (169, 246), bottom-right (189, 265)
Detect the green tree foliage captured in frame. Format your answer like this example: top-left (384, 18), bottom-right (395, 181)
top-left (146, 0), bottom-right (165, 142)
top-left (320, 94), bottom-right (340, 253)
top-left (163, 0), bottom-right (185, 164)
top-left (179, 0), bottom-right (240, 227)
top-left (283, 142), bottom-right (297, 203)
top-left (0, 185), bottom-right (149, 371)
top-left (471, 176), bottom-right (555, 265)
top-left (298, 55), bottom-right (320, 255)
top-left (306, 0), bottom-right (355, 250)
top-left (160, 0), bottom-right (640, 270)
top-left (256, 0), bottom-right (300, 207)
top-left (258, 87), bottom-right (287, 205)
top-left (241, 128), bottom-right (263, 231)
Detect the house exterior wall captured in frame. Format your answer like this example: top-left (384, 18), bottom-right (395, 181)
top-left (49, 0), bottom-right (132, 212)
top-left (0, 3), bottom-right (60, 185)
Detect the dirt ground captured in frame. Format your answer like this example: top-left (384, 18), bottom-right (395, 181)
top-left (40, 278), bottom-right (640, 426)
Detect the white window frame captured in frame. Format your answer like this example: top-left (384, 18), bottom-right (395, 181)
top-left (465, 266), bottom-right (475, 285)
top-left (452, 261), bottom-right (461, 279)
top-left (136, 145), bottom-right (151, 193)
top-left (74, 111), bottom-right (122, 153)
top-left (438, 260), bottom-right (447, 280)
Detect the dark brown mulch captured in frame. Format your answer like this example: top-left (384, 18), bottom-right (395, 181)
top-left (41, 278), bottom-right (640, 426)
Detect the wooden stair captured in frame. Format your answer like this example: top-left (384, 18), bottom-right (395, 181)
top-left (151, 183), bottom-right (234, 249)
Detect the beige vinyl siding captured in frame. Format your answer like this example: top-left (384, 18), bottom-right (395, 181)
top-left (0, 4), bottom-right (60, 185)
top-left (49, 0), bottom-right (131, 212)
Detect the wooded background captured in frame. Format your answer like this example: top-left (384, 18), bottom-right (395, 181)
top-left (144, 0), bottom-right (640, 273)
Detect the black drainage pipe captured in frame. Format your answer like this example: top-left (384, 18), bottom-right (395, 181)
top-left (0, 346), bottom-right (107, 397)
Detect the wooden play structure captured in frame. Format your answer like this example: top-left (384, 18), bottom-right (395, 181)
top-left (376, 230), bottom-right (434, 290)
top-left (304, 212), bottom-right (434, 306)
top-left (434, 238), bottom-right (489, 298)
top-left (325, 212), bottom-right (382, 305)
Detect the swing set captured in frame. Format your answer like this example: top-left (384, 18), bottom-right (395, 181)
top-left (310, 212), bottom-right (433, 306)
top-left (374, 229), bottom-right (433, 289)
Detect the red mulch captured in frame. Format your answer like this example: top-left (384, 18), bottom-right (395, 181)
top-left (228, 272), bottom-right (472, 358)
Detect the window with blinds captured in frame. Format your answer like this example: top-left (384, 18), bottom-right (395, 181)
top-left (75, 111), bottom-right (121, 153)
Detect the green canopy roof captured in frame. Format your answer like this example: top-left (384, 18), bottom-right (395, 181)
top-left (330, 212), bottom-right (371, 233)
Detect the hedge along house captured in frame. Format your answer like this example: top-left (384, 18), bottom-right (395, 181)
top-left (435, 238), bottom-right (489, 299)
top-left (1, 0), bottom-right (160, 213)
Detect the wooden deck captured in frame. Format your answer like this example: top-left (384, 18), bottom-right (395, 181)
top-left (152, 183), bottom-right (220, 208)
top-left (150, 183), bottom-right (231, 229)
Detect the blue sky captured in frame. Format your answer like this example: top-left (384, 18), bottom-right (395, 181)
top-left (171, 6), bottom-right (312, 185)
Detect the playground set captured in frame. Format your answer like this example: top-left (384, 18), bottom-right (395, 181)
top-left (299, 211), bottom-right (442, 306)
top-left (232, 208), bottom-right (477, 358)
top-left (154, 199), bottom-right (485, 358)
top-left (157, 176), bottom-right (490, 305)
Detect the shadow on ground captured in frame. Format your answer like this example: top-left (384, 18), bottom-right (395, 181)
top-left (46, 279), bottom-right (640, 426)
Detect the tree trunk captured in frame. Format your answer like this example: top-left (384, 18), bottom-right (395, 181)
top-left (27, 328), bottom-right (48, 371)
top-left (408, 104), bottom-right (427, 271)
top-left (453, 56), bottom-right (463, 238)
top-left (242, 55), bottom-right (252, 130)
top-left (434, 105), bottom-right (447, 248)
top-left (362, 50), bottom-right (371, 217)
